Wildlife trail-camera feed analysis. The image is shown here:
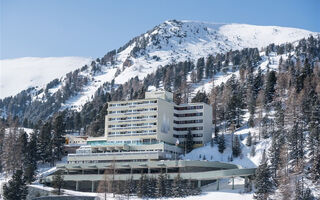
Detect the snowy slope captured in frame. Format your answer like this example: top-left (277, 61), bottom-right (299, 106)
top-left (0, 57), bottom-right (92, 98)
top-left (113, 20), bottom-right (316, 84)
top-left (1, 20), bottom-right (317, 113)
top-left (192, 50), bottom-right (287, 98)
top-left (61, 21), bottom-right (316, 111)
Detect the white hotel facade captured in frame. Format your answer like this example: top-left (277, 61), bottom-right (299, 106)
top-left (69, 90), bottom-right (212, 164)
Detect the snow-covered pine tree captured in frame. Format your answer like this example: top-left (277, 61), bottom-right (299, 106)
top-left (137, 174), bottom-right (147, 198)
top-left (246, 132), bottom-right (252, 146)
top-left (269, 135), bottom-right (281, 179)
top-left (196, 57), bottom-right (204, 82)
top-left (311, 147), bottom-right (320, 182)
top-left (218, 133), bottom-right (226, 153)
top-left (232, 135), bottom-right (241, 157)
top-left (52, 170), bottom-right (64, 195)
top-left (0, 127), bottom-right (5, 173)
top-left (38, 122), bottom-right (52, 164)
top-left (3, 169), bottom-right (28, 200)
top-left (264, 70), bottom-right (277, 106)
top-left (254, 152), bottom-right (273, 200)
top-left (164, 174), bottom-right (172, 197)
top-left (146, 176), bottom-right (157, 198)
top-left (288, 122), bottom-right (305, 169)
top-left (24, 130), bottom-right (38, 184)
top-left (172, 173), bottom-right (185, 197)
top-left (156, 172), bottom-right (166, 198)
top-left (308, 99), bottom-right (320, 163)
top-left (52, 114), bottom-right (66, 164)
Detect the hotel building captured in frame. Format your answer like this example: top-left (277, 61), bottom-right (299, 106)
top-left (44, 90), bottom-right (256, 192)
top-left (67, 90), bottom-right (213, 164)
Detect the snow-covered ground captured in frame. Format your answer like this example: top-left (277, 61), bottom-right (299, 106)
top-left (183, 125), bottom-right (267, 169)
top-left (0, 56), bottom-right (92, 98)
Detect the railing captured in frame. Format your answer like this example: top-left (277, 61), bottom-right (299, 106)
top-left (108, 132), bottom-right (157, 137)
top-left (88, 141), bottom-right (163, 146)
top-left (109, 101), bottom-right (157, 108)
top-left (68, 151), bottom-right (165, 157)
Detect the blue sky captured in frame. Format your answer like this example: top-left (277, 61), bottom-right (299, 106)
top-left (1, 0), bottom-right (319, 59)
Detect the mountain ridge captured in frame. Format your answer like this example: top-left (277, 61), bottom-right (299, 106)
top-left (0, 20), bottom-right (318, 121)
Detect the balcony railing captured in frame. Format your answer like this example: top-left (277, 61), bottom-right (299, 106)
top-left (87, 141), bottom-right (164, 146)
top-left (68, 151), bottom-right (165, 158)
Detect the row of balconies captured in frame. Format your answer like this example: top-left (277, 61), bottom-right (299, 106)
top-left (108, 100), bottom-right (157, 108)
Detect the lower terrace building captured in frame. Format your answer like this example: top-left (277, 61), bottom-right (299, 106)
top-left (44, 90), bottom-right (256, 192)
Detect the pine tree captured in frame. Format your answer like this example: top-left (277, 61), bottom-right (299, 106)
top-left (146, 176), bottom-right (157, 198)
top-left (0, 128), bottom-right (5, 173)
top-left (269, 135), bottom-right (281, 178)
top-left (311, 147), bottom-right (320, 182)
top-left (52, 114), bottom-right (65, 164)
top-left (124, 176), bottom-right (135, 199)
top-left (52, 170), bottom-right (64, 195)
top-left (137, 174), bottom-right (147, 198)
top-left (185, 179), bottom-right (193, 196)
top-left (246, 132), bottom-right (252, 146)
top-left (250, 144), bottom-right (256, 157)
top-left (38, 122), bottom-right (52, 164)
top-left (23, 130), bottom-right (38, 184)
top-left (3, 170), bottom-right (28, 200)
top-left (196, 57), bottom-right (204, 82)
top-left (156, 172), bottom-right (167, 198)
top-left (191, 91), bottom-right (209, 104)
top-left (164, 174), bottom-right (172, 197)
top-left (218, 134), bottom-right (226, 153)
top-left (308, 100), bottom-right (320, 162)
top-left (254, 157), bottom-right (273, 200)
top-left (172, 173), bottom-right (185, 197)
top-left (288, 122), bottom-right (304, 168)
top-left (232, 135), bottom-right (241, 157)
top-left (74, 112), bottom-right (82, 133)
top-left (18, 131), bottom-right (28, 166)
top-left (264, 70), bottom-right (277, 105)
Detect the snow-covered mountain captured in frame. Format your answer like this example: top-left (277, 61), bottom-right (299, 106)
top-left (112, 20), bottom-right (316, 85)
top-left (0, 57), bottom-right (92, 98)
top-left (0, 20), bottom-right (317, 117)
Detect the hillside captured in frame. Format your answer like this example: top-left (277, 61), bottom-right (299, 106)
top-left (0, 20), bottom-right (317, 121)
top-left (0, 57), bottom-right (92, 98)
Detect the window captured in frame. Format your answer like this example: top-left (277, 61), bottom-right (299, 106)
top-left (173, 119), bottom-right (203, 124)
top-left (174, 113), bottom-right (203, 117)
top-left (174, 105), bottom-right (203, 110)
top-left (173, 127), bottom-right (203, 131)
